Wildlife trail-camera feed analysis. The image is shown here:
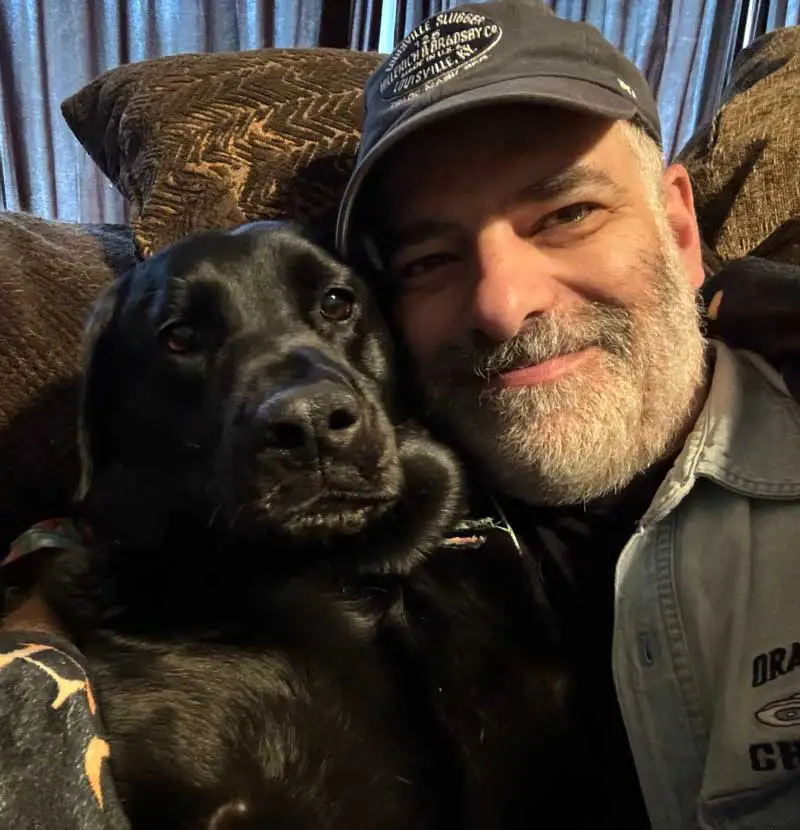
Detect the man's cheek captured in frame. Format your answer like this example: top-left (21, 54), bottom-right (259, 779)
top-left (399, 318), bottom-right (439, 365)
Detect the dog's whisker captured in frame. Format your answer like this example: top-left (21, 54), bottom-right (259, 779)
top-left (227, 504), bottom-right (246, 530)
top-left (207, 505), bottom-right (222, 527)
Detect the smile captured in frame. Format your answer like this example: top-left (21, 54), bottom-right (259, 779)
top-left (496, 347), bottom-right (597, 388)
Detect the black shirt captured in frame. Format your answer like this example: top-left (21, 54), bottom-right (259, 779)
top-left (500, 458), bottom-right (674, 828)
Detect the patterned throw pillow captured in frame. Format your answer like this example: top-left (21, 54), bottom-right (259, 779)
top-left (62, 48), bottom-right (384, 258)
top-left (676, 27), bottom-right (800, 265)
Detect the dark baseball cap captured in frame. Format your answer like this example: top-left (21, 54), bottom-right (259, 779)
top-left (335, 0), bottom-right (661, 260)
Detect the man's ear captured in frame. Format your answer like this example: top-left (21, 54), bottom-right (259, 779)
top-left (74, 273), bottom-right (130, 503)
top-left (662, 163), bottom-right (705, 289)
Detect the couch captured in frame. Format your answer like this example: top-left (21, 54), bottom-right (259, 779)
top-left (1, 29), bottom-right (799, 552)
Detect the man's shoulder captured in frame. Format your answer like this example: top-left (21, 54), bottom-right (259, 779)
top-left (667, 350), bottom-right (800, 823)
top-left (668, 346), bottom-right (800, 659)
top-left (650, 343), bottom-right (800, 578)
top-left (691, 342), bottom-right (800, 499)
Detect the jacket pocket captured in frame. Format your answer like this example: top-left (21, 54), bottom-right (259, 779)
top-left (698, 775), bottom-right (800, 829)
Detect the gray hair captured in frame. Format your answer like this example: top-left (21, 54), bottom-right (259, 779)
top-left (618, 120), bottom-right (666, 212)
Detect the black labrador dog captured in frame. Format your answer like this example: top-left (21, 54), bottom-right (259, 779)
top-left (35, 222), bottom-right (592, 830)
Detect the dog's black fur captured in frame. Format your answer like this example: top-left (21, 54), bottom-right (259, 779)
top-left (37, 223), bottom-right (593, 830)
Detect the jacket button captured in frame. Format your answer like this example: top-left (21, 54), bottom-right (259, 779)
top-left (639, 633), bottom-right (656, 666)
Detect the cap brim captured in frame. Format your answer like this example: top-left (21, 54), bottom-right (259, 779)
top-left (335, 75), bottom-right (639, 259)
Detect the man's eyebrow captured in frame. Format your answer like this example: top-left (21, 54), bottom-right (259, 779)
top-left (512, 163), bottom-right (625, 205)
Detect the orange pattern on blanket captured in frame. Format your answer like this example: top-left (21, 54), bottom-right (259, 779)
top-left (0, 643), bottom-right (108, 807)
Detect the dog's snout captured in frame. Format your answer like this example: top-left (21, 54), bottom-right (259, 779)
top-left (257, 380), bottom-right (362, 456)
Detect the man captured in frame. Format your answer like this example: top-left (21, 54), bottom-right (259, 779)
top-left (2, 2), bottom-right (799, 828)
top-left (332, 1), bottom-right (800, 827)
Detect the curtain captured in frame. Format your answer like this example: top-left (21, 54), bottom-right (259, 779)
top-left (1, 0), bottom-right (798, 223)
top-left (0, 0), bottom-right (375, 223)
top-left (740, 0), bottom-right (800, 42)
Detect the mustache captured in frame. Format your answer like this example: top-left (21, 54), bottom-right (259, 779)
top-left (426, 303), bottom-right (635, 385)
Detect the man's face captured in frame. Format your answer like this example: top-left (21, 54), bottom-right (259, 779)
top-left (375, 105), bottom-right (708, 505)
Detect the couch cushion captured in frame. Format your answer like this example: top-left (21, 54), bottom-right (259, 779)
top-left (676, 26), bottom-right (800, 265)
top-left (0, 212), bottom-right (138, 549)
top-left (61, 48), bottom-right (384, 258)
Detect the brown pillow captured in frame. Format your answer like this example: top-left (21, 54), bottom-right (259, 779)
top-left (0, 212), bottom-right (138, 549)
top-left (676, 27), bottom-right (800, 265)
top-left (61, 48), bottom-right (384, 258)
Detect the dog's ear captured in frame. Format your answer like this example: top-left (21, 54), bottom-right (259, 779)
top-left (74, 275), bottom-right (129, 502)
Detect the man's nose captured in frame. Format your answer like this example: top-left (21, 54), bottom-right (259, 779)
top-left (470, 221), bottom-right (558, 341)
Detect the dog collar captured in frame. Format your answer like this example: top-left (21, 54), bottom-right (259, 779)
top-left (3, 515), bottom-right (518, 564)
top-left (439, 497), bottom-right (523, 556)
top-left (4, 518), bottom-right (90, 568)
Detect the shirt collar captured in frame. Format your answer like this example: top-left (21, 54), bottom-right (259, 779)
top-left (643, 340), bottom-right (800, 526)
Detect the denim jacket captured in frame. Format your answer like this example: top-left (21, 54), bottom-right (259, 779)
top-left (613, 341), bottom-right (800, 829)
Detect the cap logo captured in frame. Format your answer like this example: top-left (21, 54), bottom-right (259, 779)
top-left (378, 10), bottom-right (503, 102)
top-left (617, 77), bottom-right (637, 99)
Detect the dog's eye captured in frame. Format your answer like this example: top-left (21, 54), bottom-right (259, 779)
top-left (162, 324), bottom-right (200, 354)
top-left (319, 287), bottom-right (355, 322)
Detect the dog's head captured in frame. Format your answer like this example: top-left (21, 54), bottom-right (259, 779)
top-left (77, 222), bottom-right (444, 555)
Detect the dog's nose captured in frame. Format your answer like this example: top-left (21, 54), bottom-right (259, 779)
top-left (257, 380), bottom-right (362, 456)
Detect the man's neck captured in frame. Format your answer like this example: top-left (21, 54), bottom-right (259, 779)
top-left (663, 346), bottom-right (715, 465)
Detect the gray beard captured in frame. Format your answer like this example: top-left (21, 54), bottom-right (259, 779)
top-left (417, 245), bottom-right (707, 506)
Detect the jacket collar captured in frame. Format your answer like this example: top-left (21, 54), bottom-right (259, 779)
top-left (644, 340), bottom-right (800, 526)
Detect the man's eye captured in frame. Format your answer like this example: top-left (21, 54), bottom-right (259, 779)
top-left (393, 252), bottom-right (456, 283)
top-left (539, 203), bottom-right (597, 231)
